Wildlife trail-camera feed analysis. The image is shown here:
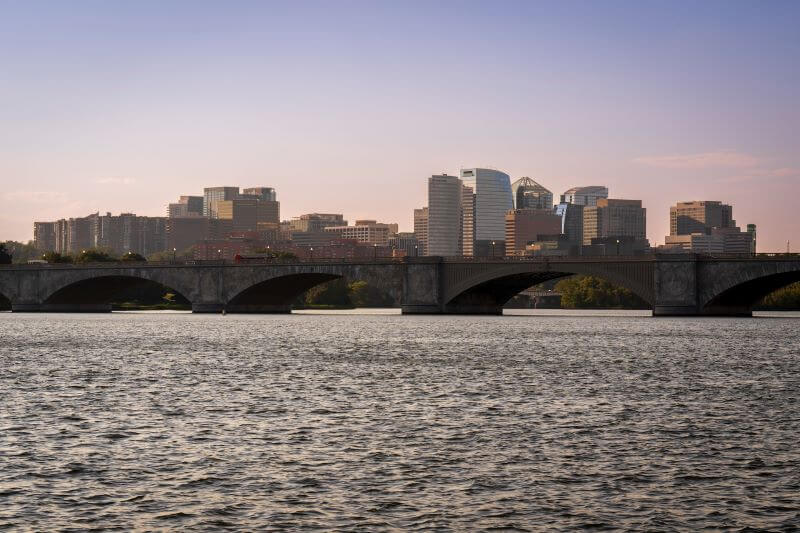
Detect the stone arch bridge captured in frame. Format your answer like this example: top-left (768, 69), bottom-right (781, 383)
top-left (0, 254), bottom-right (798, 316)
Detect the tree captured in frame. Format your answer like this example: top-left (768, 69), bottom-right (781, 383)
top-left (758, 282), bottom-right (800, 310)
top-left (0, 243), bottom-right (11, 265)
top-left (74, 248), bottom-right (115, 263)
top-left (556, 275), bottom-right (648, 309)
top-left (147, 247), bottom-right (194, 262)
top-left (120, 252), bottom-right (147, 262)
top-left (348, 280), bottom-right (394, 307)
top-left (1, 241), bottom-right (38, 264)
top-left (305, 279), bottom-right (352, 307)
top-left (42, 251), bottom-right (73, 264)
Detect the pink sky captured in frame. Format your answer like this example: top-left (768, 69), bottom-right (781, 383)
top-left (1, 2), bottom-right (798, 251)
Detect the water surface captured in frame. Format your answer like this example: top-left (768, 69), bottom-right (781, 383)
top-left (1, 311), bottom-right (799, 530)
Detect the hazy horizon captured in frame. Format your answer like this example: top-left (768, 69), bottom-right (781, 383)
top-left (1, 1), bottom-right (798, 250)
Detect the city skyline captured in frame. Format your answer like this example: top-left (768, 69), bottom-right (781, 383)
top-left (1, 1), bottom-right (798, 250)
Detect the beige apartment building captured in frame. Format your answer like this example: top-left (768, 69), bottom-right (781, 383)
top-left (583, 199), bottom-right (646, 245)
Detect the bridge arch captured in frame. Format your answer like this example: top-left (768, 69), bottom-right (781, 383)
top-left (701, 270), bottom-right (800, 315)
top-left (225, 272), bottom-right (342, 313)
top-left (442, 260), bottom-right (655, 314)
top-left (41, 273), bottom-right (194, 312)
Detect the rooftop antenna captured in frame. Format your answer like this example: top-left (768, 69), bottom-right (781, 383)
top-left (788, 241), bottom-right (791, 254)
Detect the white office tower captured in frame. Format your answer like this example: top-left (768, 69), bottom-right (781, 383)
top-left (560, 186), bottom-right (608, 206)
top-left (460, 168), bottom-right (513, 256)
top-left (427, 174), bottom-right (463, 256)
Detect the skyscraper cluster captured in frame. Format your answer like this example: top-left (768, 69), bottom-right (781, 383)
top-left (31, 171), bottom-right (756, 260)
top-left (415, 170), bottom-right (651, 257)
top-left (662, 201), bottom-right (755, 254)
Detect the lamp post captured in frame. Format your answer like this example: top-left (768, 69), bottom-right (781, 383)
top-left (491, 241), bottom-right (496, 258)
top-left (373, 243), bottom-right (377, 260)
top-left (310, 247), bottom-right (314, 261)
top-left (616, 239), bottom-right (620, 256)
top-left (414, 245), bottom-right (418, 257)
top-left (172, 247), bottom-right (176, 262)
top-left (217, 249), bottom-right (222, 261)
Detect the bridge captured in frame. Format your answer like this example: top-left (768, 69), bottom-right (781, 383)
top-left (1, 254), bottom-right (799, 316)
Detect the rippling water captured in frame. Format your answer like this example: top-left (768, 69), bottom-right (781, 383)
top-left (1, 310), bottom-right (799, 531)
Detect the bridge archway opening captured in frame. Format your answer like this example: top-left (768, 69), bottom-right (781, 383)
top-left (445, 271), bottom-right (652, 314)
top-left (43, 275), bottom-right (191, 312)
top-left (226, 273), bottom-right (342, 313)
top-left (704, 271), bottom-right (800, 315)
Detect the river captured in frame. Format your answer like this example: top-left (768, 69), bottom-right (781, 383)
top-left (1, 310), bottom-right (799, 530)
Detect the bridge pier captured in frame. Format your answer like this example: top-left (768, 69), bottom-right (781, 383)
top-left (191, 302), bottom-right (225, 313)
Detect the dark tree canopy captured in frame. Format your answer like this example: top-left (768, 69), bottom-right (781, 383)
top-left (74, 249), bottom-right (116, 263)
top-left (120, 252), bottom-right (147, 262)
top-left (555, 275), bottom-right (649, 309)
top-left (0, 243), bottom-right (11, 265)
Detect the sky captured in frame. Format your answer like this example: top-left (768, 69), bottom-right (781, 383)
top-left (0, 0), bottom-right (798, 251)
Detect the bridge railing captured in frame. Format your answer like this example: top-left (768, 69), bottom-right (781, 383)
top-left (2, 252), bottom-right (798, 269)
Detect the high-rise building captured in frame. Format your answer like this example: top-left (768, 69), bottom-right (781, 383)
top-left (413, 207), bottom-right (429, 256)
top-left (203, 187), bottom-right (239, 218)
top-left (460, 168), bottom-right (513, 256)
top-left (216, 197), bottom-right (259, 233)
top-left (389, 232), bottom-right (419, 257)
top-left (168, 196), bottom-right (203, 218)
top-left (747, 224), bottom-right (757, 253)
top-left (427, 174), bottom-right (463, 256)
top-left (511, 177), bottom-right (553, 210)
top-left (504, 208), bottom-right (562, 256)
top-left (560, 186), bottom-right (608, 206)
top-left (33, 222), bottom-right (57, 252)
top-left (669, 201), bottom-right (735, 236)
top-left (289, 213), bottom-right (347, 233)
top-left (554, 203), bottom-right (584, 250)
top-left (324, 220), bottom-right (394, 246)
top-left (242, 187), bottom-right (280, 224)
top-left (461, 184), bottom-right (475, 256)
top-left (242, 187), bottom-right (277, 202)
top-left (583, 199), bottom-right (646, 245)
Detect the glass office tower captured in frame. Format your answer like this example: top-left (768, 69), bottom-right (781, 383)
top-left (460, 168), bottom-right (513, 256)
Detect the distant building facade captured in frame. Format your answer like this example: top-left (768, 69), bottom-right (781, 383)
top-left (460, 168), bottom-right (513, 256)
top-left (324, 220), bottom-right (394, 246)
top-left (511, 177), bottom-right (553, 210)
top-left (583, 199), bottom-right (647, 245)
top-left (663, 200), bottom-right (753, 254)
top-left (504, 208), bottom-right (562, 256)
top-left (670, 201), bottom-right (734, 236)
top-left (413, 207), bottom-right (429, 256)
top-left (427, 174), bottom-right (463, 256)
top-left (203, 186), bottom-right (239, 218)
top-left (554, 202), bottom-right (584, 250)
top-left (560, 186), bottom-right (608, 206)
top-left (35, 213), bottom-right (167, 256)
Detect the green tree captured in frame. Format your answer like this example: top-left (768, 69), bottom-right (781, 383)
top-left (348, 280), bottom-right (394, 307)
top-left (147, 247), bottom-right (194, 261)
top-left (305, 278), bottom-right (353, 307)
top-left (42, 251), bottom-right (73, 263)
top-left (120, 252), bottom-right (147, 262)
top-left (0, 243), bottom-right (11, 265)
top-left (556, 275), bottom-right (648, 309)
top-left (74, 248), bottom-right (115, 263)
top-left (2, 241), bottom-right (38, 263)
top-left (758, 282), bottom-right (800, 310)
